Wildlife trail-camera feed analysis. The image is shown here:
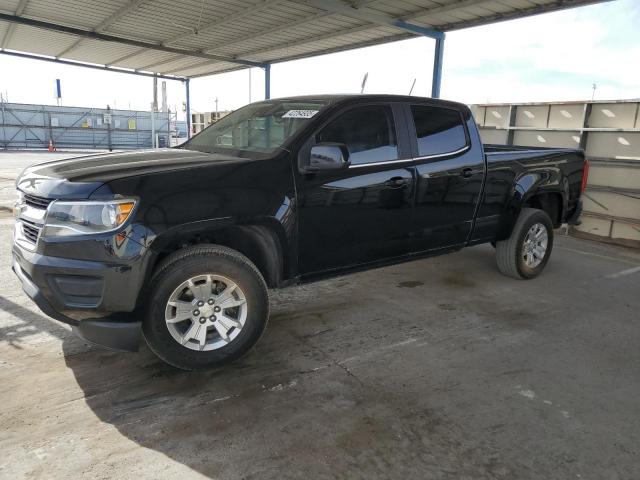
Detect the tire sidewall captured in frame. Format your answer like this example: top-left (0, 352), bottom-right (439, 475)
top-left (143, 252), bottom-right (268, 370)
top-left (515, 211), bottom-right (554, 279)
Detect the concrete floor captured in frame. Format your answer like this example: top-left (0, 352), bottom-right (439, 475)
top-left (1, 152), bottom-right (640, 479)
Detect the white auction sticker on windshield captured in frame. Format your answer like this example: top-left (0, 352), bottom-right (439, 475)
top-left (282, 109), bottom-right (319, 119)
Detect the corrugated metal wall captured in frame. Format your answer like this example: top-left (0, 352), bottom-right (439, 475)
top-left (472, 100), bottom-right (640, 248)
top-left (0, 102), bottom-right (188, 150)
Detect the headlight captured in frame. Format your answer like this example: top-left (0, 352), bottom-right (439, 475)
top-left (42, 199), bottom-right (136, 237)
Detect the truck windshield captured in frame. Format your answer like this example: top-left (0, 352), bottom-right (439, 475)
top-left (182, 100), bottom-right (329, 155)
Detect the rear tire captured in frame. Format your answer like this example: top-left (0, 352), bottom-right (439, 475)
top-left (143, 245), bottom-right (269, 370)
top-left (496, 208), bottom-right (554, 280)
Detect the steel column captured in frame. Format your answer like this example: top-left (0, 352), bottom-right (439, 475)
top-left (264, 64), bottom-right (271, 100)
top-left (431, 34), bottom-right (445, 98)
top-left (185, 79), bottom-right (192, 138)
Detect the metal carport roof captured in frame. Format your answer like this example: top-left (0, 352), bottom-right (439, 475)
top-left (0, 0), bottom-right (612, 133)
top-left (0, 0), bottom-right (611, 80)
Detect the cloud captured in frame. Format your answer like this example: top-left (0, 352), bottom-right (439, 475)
top-left (442, 0), bottom-right (640, 103)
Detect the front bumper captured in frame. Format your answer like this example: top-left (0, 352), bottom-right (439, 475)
top-left (12, 241), bottom-right (144, 352)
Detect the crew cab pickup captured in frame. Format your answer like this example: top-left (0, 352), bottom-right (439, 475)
top-left (12, 95), bottom-right (586, 370)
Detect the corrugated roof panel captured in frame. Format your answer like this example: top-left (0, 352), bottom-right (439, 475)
top-left (436, 6), bottom-right (485, 21)
top-left (460, 4), bottom-right (509, 18)
top-left (367, 1), bottom-right (431, 18)
top-left (169, 6), bottom-right (311, 51)
top-left (477, 1), bottom-right (523, 14)
top-left (497, 0), bottom-right (541, 8)
top-left (64, 40), bottom-right (142, 65)
top-left (6, 24), bottom-right (77, 57)
top-left (116, 49), bottom-right (178, 69)
top-left (176, 60), bottom-right (242, 77)
top-left (1, 0), bottom-right (22, 12)
top-left (153, 56), bottom-right (213, 74)
top-left (22, 0), bottom-right (121, 30)
top-left (254, 32), bottom-right (414, 66)
top-left (219, 16), bottom-right (366, 57)
top-left (0, 0), bottom-right (611, 78)
top-left (108, 0), bottom-right (264, 42)
top-left (245, 25), bottom-right (400, 61)
top-left (233, 24), bottom-right (371, 58)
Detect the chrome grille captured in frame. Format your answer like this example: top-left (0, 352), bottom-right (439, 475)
top-left (21, 220), bottom-right (41, 245)
top-left (23, 193), bottom-right (52, 209)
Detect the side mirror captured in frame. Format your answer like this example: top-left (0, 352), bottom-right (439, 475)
top-left (308, 143), bottom-right (350, 171)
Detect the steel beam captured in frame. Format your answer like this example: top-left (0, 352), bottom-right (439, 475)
top-left (431, 34), bottom-right (445, 98)
top-left (0, 50), bottom-right (186, 81)
top-left (0, 13), bottom-right (266, 68)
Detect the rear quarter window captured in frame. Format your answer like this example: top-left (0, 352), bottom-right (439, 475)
top-left (411, 105), bottom-right (468, 157)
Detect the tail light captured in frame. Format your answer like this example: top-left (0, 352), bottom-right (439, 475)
top-left (581, 159), bottom-right (590, 193)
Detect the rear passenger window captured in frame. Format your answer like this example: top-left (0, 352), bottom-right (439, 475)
top-left (316, 105), bottom-right (398, 165)
top-left (411, 105), bottom-right (467, 157)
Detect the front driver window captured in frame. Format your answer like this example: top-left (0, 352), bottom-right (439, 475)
top-left (316, 105), bottom-right (399, 165)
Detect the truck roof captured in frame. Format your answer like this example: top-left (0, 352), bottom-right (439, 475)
top-left (265, 94), bottom-right (469, 111)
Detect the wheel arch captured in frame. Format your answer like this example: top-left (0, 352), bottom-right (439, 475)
top-left (141, 218), bottom-right (291, 302)
top-left (497, 171), bottom-right (568, 240)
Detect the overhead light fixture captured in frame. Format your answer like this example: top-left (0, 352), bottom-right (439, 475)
top-left (491, 111), bottom-right (502, 119)
top-left (523, 110), bottom-right (535, 119)
top-left (537, 135), bottom-right (546, 143)
top-left (572, 136), bottom-right (581, 143)
top-left (617, 137), bottom-right (630, 146)
top-left (560, 110), bottom-right (572, 118)
top-left (602, 109), bottom-right (616, 118)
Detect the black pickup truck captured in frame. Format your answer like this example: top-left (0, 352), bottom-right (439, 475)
top-left (12, 95), bottom-right (586, 370)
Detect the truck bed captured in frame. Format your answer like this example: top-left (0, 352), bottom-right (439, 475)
top-left (483, 144), bottom-right (582, 154)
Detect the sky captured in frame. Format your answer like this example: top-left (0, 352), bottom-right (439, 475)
top-left (0, 0), bottom-right (638, 118)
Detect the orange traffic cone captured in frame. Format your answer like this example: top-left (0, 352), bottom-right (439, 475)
top-left (48, 139), bottom-right (55, 152)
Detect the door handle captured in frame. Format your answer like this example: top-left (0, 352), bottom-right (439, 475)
top-left (461, 168), bottom-right (477, 178)
top-left (384, 177), bottom-right (408, 188)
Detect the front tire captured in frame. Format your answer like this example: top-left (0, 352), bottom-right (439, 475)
top-left (496, 208), bottom-right (554, 279)
top-left (143, 245), bottom-right (269, 370)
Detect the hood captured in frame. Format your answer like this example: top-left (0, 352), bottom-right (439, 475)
top-left (16, 148), bottom-right (250, 199)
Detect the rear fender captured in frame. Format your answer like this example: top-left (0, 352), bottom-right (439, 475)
top-left (498, 170), bottom-right (567, 239)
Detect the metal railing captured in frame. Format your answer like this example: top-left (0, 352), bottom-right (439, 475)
top-left (0, 101), bottom-right (188, 150)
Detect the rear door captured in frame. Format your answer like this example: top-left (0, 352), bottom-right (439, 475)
top-left (296, 102), bottom-right (416, 274)
top-left (405, 103), bottom-right (485, 251)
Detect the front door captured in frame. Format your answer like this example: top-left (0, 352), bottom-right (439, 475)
top-left (296, 103), bottom-right (415, 275)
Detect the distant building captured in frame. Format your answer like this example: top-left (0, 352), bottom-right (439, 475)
top-left (191, 111), bottom-right (232, 134)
